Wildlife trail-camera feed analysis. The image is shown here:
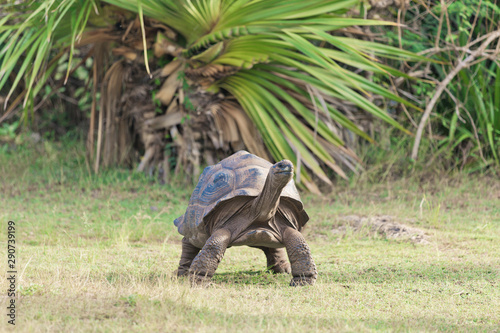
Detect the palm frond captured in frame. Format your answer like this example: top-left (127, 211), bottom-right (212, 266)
top-left (0, 0), bottom-right (96, 109)
top-left (0, 0), bottom-right (431, 188)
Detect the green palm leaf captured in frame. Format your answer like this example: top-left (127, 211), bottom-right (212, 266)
top-left (0, 0), bottom-right (429, 188)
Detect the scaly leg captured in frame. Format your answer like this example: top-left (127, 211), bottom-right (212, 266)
top-left (282, 227), bottom-right (317, 286)
top-left (189, 228), bottom-right (231, 282)
top-left (254, 246), bottom-right (291, 274)
top-left (177, 237), bottom-right (200, 277)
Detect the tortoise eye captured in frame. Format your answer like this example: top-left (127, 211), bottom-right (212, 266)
top-left (276, 161), bottom-right (287, 168)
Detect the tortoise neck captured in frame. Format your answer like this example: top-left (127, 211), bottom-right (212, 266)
top-left (251, 172), bottom-right (289, 222)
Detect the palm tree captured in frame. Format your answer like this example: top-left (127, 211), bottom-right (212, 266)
top-left (0, 0), bottom-right (425, 192)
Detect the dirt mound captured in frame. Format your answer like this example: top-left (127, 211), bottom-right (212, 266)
top-left (332, 215), bottom-right (430, 244)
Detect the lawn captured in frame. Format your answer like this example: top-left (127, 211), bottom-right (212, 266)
top-left (0, 142), bottom-right (499, 332)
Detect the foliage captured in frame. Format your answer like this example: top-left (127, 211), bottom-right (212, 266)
top-left (0, 119), bottom-right (18, 139)
top-left (0, 0), bottom-right (97, 114)
top-left (0, 0), bottom-right (427, 191)
top-left (390, 0), bottom-right (500, 169)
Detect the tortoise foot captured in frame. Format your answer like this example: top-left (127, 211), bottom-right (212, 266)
top-left (189, 274), bottom-right (212, 287)
top-left (270, 262), bottom-right (291, 274)
top-left (289, 276), bottom-right (316, 287)
top-left (175, 268), bottom-right (189, 277)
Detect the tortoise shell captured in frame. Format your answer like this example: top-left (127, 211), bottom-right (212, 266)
top-left (174, 151), bottom-right (308, 239)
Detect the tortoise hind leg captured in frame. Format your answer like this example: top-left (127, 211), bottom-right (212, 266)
top-left (253, 246), bottom-right (291, 274)
top-left (177, 237), bottom-right (200, 277)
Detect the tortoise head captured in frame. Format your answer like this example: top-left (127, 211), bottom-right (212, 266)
top-left (268, 159), bottom-right (294, 189)
top-left (250, 159), bottom-right (294, 222)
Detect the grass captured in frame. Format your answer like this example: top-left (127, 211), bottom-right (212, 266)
top-left (0, 141), bottom-right (499, 332)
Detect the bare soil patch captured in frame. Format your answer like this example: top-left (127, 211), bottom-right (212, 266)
top-left (333, 215), bottom-right (430, 244)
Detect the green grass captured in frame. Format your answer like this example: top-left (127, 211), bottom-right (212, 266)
top-left (0, 142), bottom-right (499, 332)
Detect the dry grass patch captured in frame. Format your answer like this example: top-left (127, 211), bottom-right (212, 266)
top-left (2, 242), bottom-right (499, 332)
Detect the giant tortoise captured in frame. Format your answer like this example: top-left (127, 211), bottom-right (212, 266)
top-left (174, 150), bottom-right (317, 286)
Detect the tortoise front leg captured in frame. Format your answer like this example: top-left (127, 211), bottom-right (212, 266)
top-left (177, 237), bottom-right (200, 277)
top-left (189, 228), bottom-right (231, 282)
top-left (282, 227), bottom-right (317, 286)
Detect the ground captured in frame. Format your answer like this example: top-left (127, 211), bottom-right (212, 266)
top-left (0, 142), bottom-right (499, 332)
